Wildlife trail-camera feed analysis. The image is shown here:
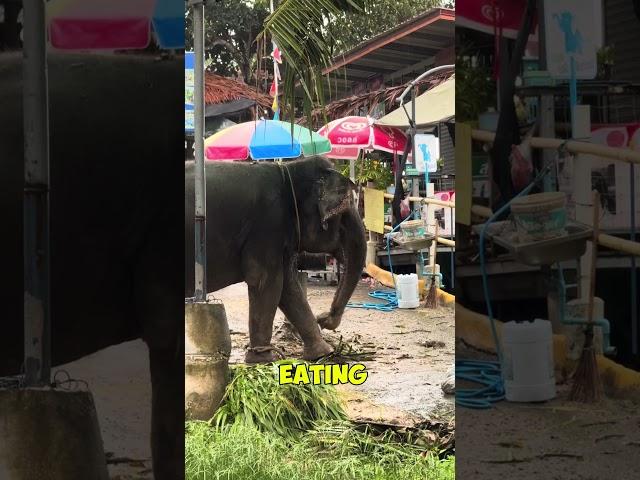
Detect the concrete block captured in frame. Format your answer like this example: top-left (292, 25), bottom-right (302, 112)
top-left (0, 388), bottom-right (108, 480)
top-left (185, 301), bottom-right (231, 420)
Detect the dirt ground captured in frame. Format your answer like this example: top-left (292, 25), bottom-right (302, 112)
top-left (218, 280), bottom-right (455, 423)
top-left (57, 280), bottom-right (454, 480)
top-left (456, 342), bottom-right (640, 479)
top-left (61, 340), bottom-right (153, 480)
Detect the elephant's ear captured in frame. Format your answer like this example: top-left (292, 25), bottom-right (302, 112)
top-left (317, 168), bottom-right (353, 231)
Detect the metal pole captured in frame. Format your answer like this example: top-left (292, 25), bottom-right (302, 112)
top-left (192, 0), bottom-right (207, 301)
top-left (631, 164), bottom-right (638, 356)
top-left (22, 0), bottom-right (51, 386)
top-left (411, 85), bottom-right (416, 194)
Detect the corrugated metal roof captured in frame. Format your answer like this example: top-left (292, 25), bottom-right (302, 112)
top-left (322, 8), bottom-right (454, 98)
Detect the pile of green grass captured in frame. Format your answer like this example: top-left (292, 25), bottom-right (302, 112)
top-left (212, 360), bottom-right (346, 438)
top-left (186, 362), bottom-right (454, 480)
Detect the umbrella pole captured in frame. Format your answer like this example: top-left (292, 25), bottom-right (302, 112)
top-left (22, 0), bottom-right (51, 386)
top-left (192, 0), bottom-right (207, 301)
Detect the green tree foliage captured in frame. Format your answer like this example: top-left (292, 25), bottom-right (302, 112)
top-left (185, 0), bottom-right (452, 93)
top-left (185, 0), bottom-right (270, 84)
top-left (185, 0), bottom-right (453, 119)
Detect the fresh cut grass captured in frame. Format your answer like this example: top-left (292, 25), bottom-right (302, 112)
top-left (187, 361), bottom-right (454, 480)
top-left (186, 421), bottom-right (455, 480)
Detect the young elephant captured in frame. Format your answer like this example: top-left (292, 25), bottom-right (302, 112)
top-left (185, 157), bottom-right (367, 363)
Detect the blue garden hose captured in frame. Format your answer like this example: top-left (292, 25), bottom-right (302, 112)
top-left (347, 213), bottom-right (416, 311)
top-left (346, 290), bottom-right (398, 312)
top-left (456, 167), bottom-right (551, 409)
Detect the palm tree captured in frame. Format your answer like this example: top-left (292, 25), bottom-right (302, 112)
top-left (258, 0), bottom-right (366, 122)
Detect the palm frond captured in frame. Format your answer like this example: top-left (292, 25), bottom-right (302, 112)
top-left (258, 0), bottom-right (367, 125)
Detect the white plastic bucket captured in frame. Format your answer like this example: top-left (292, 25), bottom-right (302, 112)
top-left (395, 274), bottom-right (420, 309)
top-left (502, 319), bottom-right (556, 402)
top-left (510, 192), bottom-right (567, 242)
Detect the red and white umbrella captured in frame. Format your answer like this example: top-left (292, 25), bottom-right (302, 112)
top-left (317, 116), bottom-right (408, 160)
top-left (456, 0), bottom-right (536, 39)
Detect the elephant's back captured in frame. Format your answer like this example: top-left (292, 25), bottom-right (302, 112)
top-left (0, 53), bottom-right (184, 372)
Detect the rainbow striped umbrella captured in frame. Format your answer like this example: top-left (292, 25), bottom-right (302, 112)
top-left (46, 0), bottom-right (183, 50)
top-left (205, 120), bottom-right (331, 161)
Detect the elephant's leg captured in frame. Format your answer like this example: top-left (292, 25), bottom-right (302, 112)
top-left (279, 264), bottom-right (333, 360)
top-left (244, 257), bottom-right (284, 364)
top-left (149, 346), bottom-right (183, 480)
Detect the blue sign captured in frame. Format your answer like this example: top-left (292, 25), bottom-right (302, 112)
top-left (414, 134), bottom-right (439, 173)
top-left (185, 51), bottom-right (195, 134)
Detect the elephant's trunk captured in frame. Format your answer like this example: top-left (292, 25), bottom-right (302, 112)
top-left (317, 207), bottom-right (366, 330)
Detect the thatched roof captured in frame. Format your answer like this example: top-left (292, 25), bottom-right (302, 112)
top-left (299, 67), bottom-right (453, 127)
top-left (204, 72), bottom-right (272, 109)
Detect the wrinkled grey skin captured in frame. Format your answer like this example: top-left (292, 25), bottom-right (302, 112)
top-left (0, 53), bottom-right (183, 479)
top-left (185, 157), bottom-right (367, 363)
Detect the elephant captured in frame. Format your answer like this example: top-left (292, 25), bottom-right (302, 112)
top-left (184, 157), bottom-right (367, 363)
top-left (0, 53), bottom-right (184, 479)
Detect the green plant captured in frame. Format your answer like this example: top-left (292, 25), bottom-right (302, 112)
top-left (597, 45), bottom-right (615, 79)
top-left (597, 45), bottom-right (615, 66)
top-left (186, 362), bottom-right (454, 480)
top-left (338, 158), bottom-right (394, 190)
top-left (185, 422), bottom-right (455, 480)
top-left (212, 361), bottom-right (346, 439)
top-left (259, 0), bottom-right (367, 123)
top-left (455, 46), bottom-right (495, 123)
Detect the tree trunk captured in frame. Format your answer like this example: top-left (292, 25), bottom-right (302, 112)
top-left (489, 0), bottom-right (537, 211)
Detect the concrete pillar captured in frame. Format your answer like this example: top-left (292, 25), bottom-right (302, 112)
top-left (185, 301), bottom-right (231, 420)
top-left (0, 389), bottom-right (109, 479)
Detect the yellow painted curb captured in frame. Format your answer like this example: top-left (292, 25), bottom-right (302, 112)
top-left (438, 289), bottom-right (455, 305)
top-left (456, 303), bottom-right (640, 393)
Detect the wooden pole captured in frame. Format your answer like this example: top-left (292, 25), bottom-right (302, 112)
top-left (471, 128), bottom-right (640, 165)
top-left (382, 193), bottom-right (454, 209)
top-left (573, 106), bottom-right (593, 298)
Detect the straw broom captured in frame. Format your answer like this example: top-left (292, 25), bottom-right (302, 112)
top-left (425, 223), bottom-right (438, 308)
top-left (569, 190), bottom-right (604, 402)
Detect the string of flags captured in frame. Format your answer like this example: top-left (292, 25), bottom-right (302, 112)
top-left (270, 44), bottom-right (282, 120)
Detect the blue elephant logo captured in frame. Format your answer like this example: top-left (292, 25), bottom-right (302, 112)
top-left (553, 11), bottom-right (582, 55)
top-left (419, 143), bottom-right (430, 162)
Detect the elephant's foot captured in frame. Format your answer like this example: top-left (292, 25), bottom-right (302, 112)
top-left (302, 338), bottom-right (334, 361)
top-left (245, 346), bottom-right (279, 364)
top-left (317, 311), bottom-right (342, 330)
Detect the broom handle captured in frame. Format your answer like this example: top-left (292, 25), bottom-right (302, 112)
top-left (431, 222), bottom-right (438, 276)
top-left (588, 191), bottom-right (600, 326)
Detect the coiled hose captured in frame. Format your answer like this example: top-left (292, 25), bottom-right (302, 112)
top-left (456, 167), bottom-right (551, 409)
top-left (347, 213), bottom-right (415, 311)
